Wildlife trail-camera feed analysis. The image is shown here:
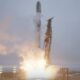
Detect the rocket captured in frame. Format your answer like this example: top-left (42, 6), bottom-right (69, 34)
top-left (35, 1), bottom-right (53, 65)
top-left (34, 1), bottom-right (41, 48)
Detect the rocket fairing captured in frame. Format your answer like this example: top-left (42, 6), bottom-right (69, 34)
top-left (35, 1), bottom-right (41, 48)
top-left (36, 1), bottom-right (41, 13)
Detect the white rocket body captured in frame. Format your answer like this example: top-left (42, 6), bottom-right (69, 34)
top-left (34, 1), bottom-right (41, 48)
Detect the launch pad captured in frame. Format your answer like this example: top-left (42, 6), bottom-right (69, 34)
top-left (0, 65), bottom-right (71, 80)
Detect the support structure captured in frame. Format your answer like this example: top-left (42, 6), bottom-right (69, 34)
top-left (44, 18), bottom-right (53, 64)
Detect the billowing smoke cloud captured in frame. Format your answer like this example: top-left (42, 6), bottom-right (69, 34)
top-left (0, 16), bottom-right (16, 55)
top-left (0, 44), bottom-right (7, 55)
top-left (0, 16), bottom-right (36, 55)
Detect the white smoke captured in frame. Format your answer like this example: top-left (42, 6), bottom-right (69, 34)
top-left (0, 16), bottom-right (35, 55)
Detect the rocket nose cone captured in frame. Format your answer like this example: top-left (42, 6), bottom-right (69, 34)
top-left (36, 1), bottom-right (41, 13)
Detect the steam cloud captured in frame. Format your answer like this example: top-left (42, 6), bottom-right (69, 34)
top-left (0, 16), bottom-right (39, 55)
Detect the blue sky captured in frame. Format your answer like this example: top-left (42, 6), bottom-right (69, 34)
top-left (0, 0), bottom-right (80, 69)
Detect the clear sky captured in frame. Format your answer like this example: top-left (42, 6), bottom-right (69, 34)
top-left (0, 0), bottom-right (80, 69)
